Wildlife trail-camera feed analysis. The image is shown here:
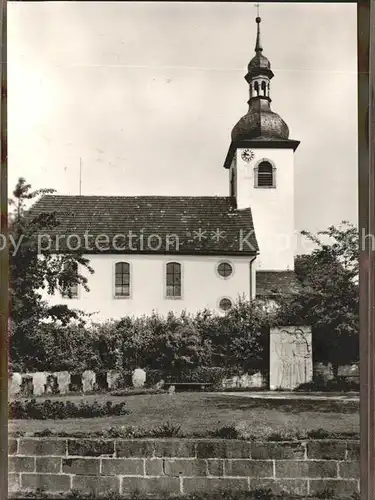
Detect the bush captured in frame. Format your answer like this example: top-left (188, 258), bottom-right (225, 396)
top-left (9, 398), bottom-right (129, 420)
top-left (110, 387), bottom-right (166, 397)
top-left (11, 299), bottom-right (273, 376)
top-left (295, 376), bottom-right (359, 393)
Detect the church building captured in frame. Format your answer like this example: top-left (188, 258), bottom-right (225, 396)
top-left (32, 16), bottom-right (299, 321)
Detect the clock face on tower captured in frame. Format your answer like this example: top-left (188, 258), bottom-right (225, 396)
top-left (241, 149), bottom-right (255, 162)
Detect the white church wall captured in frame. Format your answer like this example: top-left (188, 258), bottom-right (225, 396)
top-left (235, 147), bottom-right (295, 271)
top-left (41, 254), bottom-right (254, 321)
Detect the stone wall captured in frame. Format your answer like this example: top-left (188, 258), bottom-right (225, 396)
top-left (8, 437), bottom-right (359, 498)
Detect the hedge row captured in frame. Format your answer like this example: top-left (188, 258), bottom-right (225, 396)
top-left (10, 300), bottom-right (271, 375)
top-left (9, 398), bottom-right (129, 420)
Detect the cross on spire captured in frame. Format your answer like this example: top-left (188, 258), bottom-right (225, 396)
top-left (254, 5), bottom-right (262, 53)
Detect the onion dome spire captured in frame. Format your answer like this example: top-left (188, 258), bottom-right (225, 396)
top-left (231, 13), bottom-right (290, 142)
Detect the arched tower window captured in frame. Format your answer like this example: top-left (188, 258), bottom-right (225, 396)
top-left (261, 81), bottom-right (267, 97)
top-left (254, 160), bottom-right (276, 188)
top-left (166, 262), bottom-right (182, 298)
top-left (114, 262), bottom-right (130, 297)
top-left (254, 81), bottom-right (259, 97)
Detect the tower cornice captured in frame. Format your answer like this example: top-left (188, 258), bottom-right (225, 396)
top-left (223, 139), bottom-right (300, 170)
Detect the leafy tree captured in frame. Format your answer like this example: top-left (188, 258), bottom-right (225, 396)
top-left (9, 178), bottom-right (94, 370)
top-left (276, 222), bottom-right (359, 377)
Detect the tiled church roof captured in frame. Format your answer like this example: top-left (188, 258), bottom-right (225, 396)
top-left (29, 195), bottom-right (259, 256)
top-left (256, 270), bottom-right (300, 297)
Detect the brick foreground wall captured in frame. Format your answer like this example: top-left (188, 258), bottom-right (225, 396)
top-left (8, 438), bottom-right (360, 498)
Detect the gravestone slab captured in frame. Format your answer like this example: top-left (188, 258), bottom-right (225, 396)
top-left (55, 371), bottom-right (70, 394)
top-left (107, 370), bottom-right (121, 390)
top-left (32, 372), bottom-right (47, 396)
top-left (132, 368), bottom-right (146, 388)
top-left (221, 376), bottom-right (240, 389)
top-left (82, 370), bottom-right (96, 392)
top-left (9, 372), bottom-right (22, 397)
top-left (270, 326), bottom-right (313, 390)
top-left (239, 372), bottom-right (264, 388)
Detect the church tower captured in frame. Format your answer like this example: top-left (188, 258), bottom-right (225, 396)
top-left (224, 15), bottom-right (300, 271)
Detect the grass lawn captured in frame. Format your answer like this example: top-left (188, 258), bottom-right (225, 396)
top-left (9, 392), bottom-right (359, 437)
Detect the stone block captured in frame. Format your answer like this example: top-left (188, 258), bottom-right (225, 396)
top-left (8, 456), bottom-right (35, 473)
top-left (196, 440), bottom-right (250, 459)
top-left (62, 457), bottom-right (100, 475)
top-left (224, 459), bottom-right (273, 478)
top-left (8, 438), bottom-right (18, 455)
top-left (8, 473), bottom-right (20, 492)
top-left (121, 477), bottom-right (180, 497)
top-left (251, 479), bottom-right (308, 497)
top-left (309, 479), bottom-right (359, 498)
top-left (68, 439), bottom-right (114, 457)
top-left (339, 461), bottom-right (360, 479)
top-left (145, 459), bottom-right (164, 476)
top-left (116, 439), bottom-right (154, 458)
top-left (164, 458), bottom-right (207, 477)
top-left (18, 438), bottom-right (67, 456)
top-left (21, 473), bottom-right (70, 492)
top-left (251, 442), bottom-right (305, 460)
top-left (182, 477), bottom-right (248, 494)
top-left (275, 460), bottom-right (337, 478)
top-left (347, 441), bottom-right (360, 460)
top-left (72, 475), bottom-right (120, 496)
top-left (101, 458), bottom-right (144, 476)
top-left (207, 459), bottom-right (224, 476)
top-left (307, 440), bottom-right (347, 460)
top-left (36, 457), bottom-right (62, 473)
top-left (154, 440), bottom-right (196, 458)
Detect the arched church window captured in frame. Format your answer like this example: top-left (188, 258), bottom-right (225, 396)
top-left (166, 262), bottom-right (182, 298)
top-left (254, 81), bottom-right (259, 96)
top-left (114, 262), bottom-right (130, 297)
top-left (255, 160), bottom-right (276, 188)
top-left (261, 81), bottom-right (267, 96)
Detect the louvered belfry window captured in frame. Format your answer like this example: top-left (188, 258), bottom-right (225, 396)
top-left (115, 262), bottom-right (130, 297)
top-left (166, 262), bottom-right (181, 298)
top-left (256, 161), bottom-right (275, 188)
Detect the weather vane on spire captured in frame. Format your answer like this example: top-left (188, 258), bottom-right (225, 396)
top-left (255, 3), bottom-right (260, 18)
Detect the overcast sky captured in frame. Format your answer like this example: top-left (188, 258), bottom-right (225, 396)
top-left (8, 2), bottom-right (357, 239)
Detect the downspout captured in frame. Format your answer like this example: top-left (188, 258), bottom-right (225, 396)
top-left (249, 255), bottom-right (257, 300)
